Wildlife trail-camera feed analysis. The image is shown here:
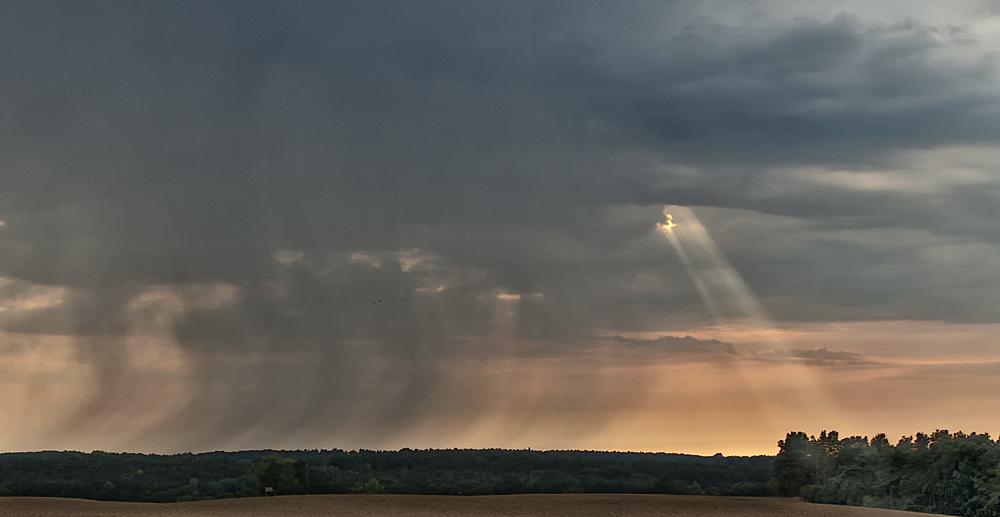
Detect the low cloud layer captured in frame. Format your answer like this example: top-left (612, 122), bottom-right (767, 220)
top-left (751, 347), bottom-right (886, 370)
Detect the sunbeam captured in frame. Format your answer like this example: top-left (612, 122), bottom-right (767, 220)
top-left (658, 205), bottom-right (844, 432)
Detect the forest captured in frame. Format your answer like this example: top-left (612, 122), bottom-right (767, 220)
top-left (0, 448), bottom-right (773, 502)
top-left (8, 431), bottom-right (1000, 517)
top-left (773, 430), bottom-right (1000, 516)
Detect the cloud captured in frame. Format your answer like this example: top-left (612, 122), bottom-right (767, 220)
top-left (0, 277), bottom-right (67, 314)
top-left (751, 347), bottom-right (887, 369)
top-left (609, 334), bottom-right (738, 357)
top-left (273, 250), bottom-right (305, 267)
top-left (1, 1), bottom-right (999, 452)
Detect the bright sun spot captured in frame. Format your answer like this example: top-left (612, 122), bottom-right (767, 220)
top-left (657, 212), bottom-right (677, 233)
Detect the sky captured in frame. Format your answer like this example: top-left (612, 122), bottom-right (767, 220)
top-left (3, 1), bottom-right (1000, 456)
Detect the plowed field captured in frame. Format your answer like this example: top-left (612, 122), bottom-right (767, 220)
top-left (0, 494), bottom-right (942, 517)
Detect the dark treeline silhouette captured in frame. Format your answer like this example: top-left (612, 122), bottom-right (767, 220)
top-left (773, 430), bottom-right (1000, 516)
top-left (0, 448), bottom-right (772, 502)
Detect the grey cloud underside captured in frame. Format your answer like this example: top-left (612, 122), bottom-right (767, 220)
top-left (1, 1), bottom-right (999, 448)
top-left (607, 335), bottom-right (737, 356)
top-left (751, 347), bottom-right (886, 370)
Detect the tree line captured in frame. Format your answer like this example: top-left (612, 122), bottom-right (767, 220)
top-left (0, 448), bottom-right (772, 502)
top-left (773, 430), bottom-right (1000, 516)
top-left (15, 430), bottom-right (996, 514)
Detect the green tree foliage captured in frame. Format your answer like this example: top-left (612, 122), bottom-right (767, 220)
top-left (772, 430), bottom-right (1000, 516)
top-left (0, 448), bottom-right (771, 502)
top-left (773, 431), bottom-right (814, 496)
top-left (353, 478), bottom-right (387, 494)
top-left (0, 451), bottom-right (259, 502)
top-left (251, 455), bottom-right (311, 495)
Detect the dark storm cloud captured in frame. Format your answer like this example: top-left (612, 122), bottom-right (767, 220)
top-left (6, 3), bottom-right (997, 250)
top-left (2, 1), bottom-right (1000, 449)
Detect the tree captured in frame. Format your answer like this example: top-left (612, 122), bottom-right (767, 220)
top-left (252, 455), bottom-right (305, 495)
top-left (772, 432), bottom-right (814, 496)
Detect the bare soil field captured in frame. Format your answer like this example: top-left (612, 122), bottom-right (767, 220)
top-left (0, 494), bottom-right (942, 517)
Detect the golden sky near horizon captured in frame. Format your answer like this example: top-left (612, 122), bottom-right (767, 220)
top-left (4, 285), bottom-right (1000, 456)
